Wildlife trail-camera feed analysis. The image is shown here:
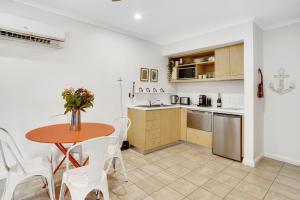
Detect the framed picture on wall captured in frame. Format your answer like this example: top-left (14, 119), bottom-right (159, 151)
top-left (150, 69), bottom-right (158, 82)
top-left (140, 68), bottom-right (149, 82)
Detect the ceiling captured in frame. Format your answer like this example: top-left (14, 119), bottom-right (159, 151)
top-left (11, 0), bottom-right (300, 44)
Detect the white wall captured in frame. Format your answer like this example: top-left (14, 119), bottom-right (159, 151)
top-left (253, 23), bottom-right (264, 161)
top-left (0, 1), bottom-right (174, 158)
top-left (163, 21), bottom-right (257, 166)
top-left (263, 22), bottom-right (300, 165)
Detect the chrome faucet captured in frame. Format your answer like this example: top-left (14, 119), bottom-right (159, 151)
top-left (149, 99), bottom-right (161, 107)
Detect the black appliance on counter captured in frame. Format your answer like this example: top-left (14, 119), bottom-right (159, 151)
top-left (178, 67), bottom-right (196, 79)
top-left (198, 95), bottom-right (212, 107)
top-left (180, 97), bottom-right (191, 105)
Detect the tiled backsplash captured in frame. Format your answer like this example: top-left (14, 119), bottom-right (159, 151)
top-left (129, 93), bottom-right (173, 106)
top-left (177, 92), bottom-right (244, 108)
top-left (130, 92), bottom-right (243, 108)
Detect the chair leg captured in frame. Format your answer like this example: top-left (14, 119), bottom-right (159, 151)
top-left (118, 153), bottom-right (128, 181)
top-left (105, 158), bottom-right (113, 174)
top-left (77, 146), bottom-right (83, 166)
top-left (45, 176), bottom-right (55, 200)
top-left (2, 179), bottom-right (18, 200)
top-left (59, 183), bottom-right (66, 200)
top-left (96, 191), bottom-right (101, 200)
top-left (101, 179), bottom-right (110, 200)
top-left (112, 157), bottom-right (116, 171)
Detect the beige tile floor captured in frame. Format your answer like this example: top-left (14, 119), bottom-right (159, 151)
top-left (6, 143), bottom-right (300, 200)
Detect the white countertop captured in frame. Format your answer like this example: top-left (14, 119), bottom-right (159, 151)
top-left (128, 105), bottom-right (244, 115)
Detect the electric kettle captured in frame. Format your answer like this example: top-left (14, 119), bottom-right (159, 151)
top-left (170, 95), bottom-right (179, 104)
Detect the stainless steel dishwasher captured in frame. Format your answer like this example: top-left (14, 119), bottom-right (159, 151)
top-left (187, 110), bottom-right (212, 132)
top-left (213, 113), bottom-right (242, 161)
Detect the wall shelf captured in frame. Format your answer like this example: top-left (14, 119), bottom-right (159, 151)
top-left (169, 43), bottom-right (244, 83)
top-left (175, 61), bottom-right (215, 68)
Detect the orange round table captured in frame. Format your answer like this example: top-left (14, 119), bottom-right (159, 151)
top-left (26, 123), bottom-right (115, 171)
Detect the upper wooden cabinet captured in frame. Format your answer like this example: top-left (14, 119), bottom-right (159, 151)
top-left (215, 44), bottom-right (244, 78)
top-left (230, 44), bottom-right (244, 76)
top-left (215, 47), bottom-right (230, 78)
top-left (169, 43), bottom-right (244, 83)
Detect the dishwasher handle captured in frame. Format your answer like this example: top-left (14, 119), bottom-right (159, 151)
top-left (187, 110), bottom-right (211, 115)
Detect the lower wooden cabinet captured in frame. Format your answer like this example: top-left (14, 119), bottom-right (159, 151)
top-left (160, 108), bottom-right (180, 145)
top-left (128, 107), bottom-right (241, 153)
top-left (128, 108), bottom-right (181, 152)
top-left (180, 108), bottom-right (187, 141)
top-left (187, 128), bottom-right (212, 148)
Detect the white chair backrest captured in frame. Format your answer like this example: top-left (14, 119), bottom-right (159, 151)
top-left (112, 117), bottom-right (131, 148)
top-left (0, 128), bottom-right (25, 173)
top-left (66, 136), bottom-right (118, 184)
top-left (48, 114), bottom-right (68, 124)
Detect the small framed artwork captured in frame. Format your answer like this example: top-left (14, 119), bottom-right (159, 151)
top-left (140, 68), bottom-right (149, 82)
top-left (150, 69), bottom-right (158, 82)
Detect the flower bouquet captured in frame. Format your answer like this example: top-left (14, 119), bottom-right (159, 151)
top-left (62, 88), bottom-right (94, 131)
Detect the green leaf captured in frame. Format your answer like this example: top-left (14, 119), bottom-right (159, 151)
top-left (66, 95), bottom-right (75, 103)
top-left (75, 97), bottom-right (82, 107)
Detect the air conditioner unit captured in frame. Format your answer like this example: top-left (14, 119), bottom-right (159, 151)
top-left (0, 13), bottom-right (66, 48)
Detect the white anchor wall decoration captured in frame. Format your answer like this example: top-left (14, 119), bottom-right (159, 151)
top-left (269, 68), bottom-right (295, 95)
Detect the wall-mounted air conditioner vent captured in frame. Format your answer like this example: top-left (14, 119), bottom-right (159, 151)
top-left (0, 13), bottom-right (66, 48)
top-left (0, 29), bottom-right (63, 48)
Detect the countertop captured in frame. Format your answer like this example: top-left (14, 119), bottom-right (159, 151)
top-left (128, 104), bottom-right (244, 115)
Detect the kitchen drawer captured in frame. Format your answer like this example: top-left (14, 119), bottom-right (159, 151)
top-left (146, 111), bottom-right (160, 121)
top-left (187, 128), bottom-right (212, 148)
top-left (146, 129), bottom-right (161, 139)
top-left (146, 120), bottom-right (160, 130)
top-left (146, 138), bottom-right (161, 149)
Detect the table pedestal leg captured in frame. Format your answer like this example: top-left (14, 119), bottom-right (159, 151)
top-left (55, 143), bottom-right (81, 168)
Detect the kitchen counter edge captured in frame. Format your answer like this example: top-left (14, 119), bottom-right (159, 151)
top-left (128, 105), bottom-right (244, 115)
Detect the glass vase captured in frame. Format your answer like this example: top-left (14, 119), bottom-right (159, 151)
top-left (70, 109), bottom-right (81, 131)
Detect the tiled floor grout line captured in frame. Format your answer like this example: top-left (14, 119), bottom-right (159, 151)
top-left (262, 162), bottom-right (285, 200)
top-left (132, 150), bottom-right (250, 200)
top-left (12, 145), bottom-right (300, 200)
top-left (134, 148), bottom-right (214, 199)
top-left (222, 166), bottom-right (251, 199)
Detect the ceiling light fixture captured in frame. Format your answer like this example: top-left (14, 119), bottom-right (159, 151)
top-left (134, 13), bottom-right (142, 20)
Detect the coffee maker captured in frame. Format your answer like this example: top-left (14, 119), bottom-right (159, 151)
top-left (198, 95), bottom-right (212, 107)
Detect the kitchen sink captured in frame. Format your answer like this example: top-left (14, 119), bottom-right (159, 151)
top-left (135, 104), bottom-right (173, 108)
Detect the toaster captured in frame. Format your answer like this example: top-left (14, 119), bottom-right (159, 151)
top-left (180, 97), bottom-right (191, 105)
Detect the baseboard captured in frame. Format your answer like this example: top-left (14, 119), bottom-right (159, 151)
top-left (242, 158), bottom-right (255, 167)
top-left (264, 153), bottom-right (300, 166)
top-left (242, 153), bottom-right (263, 167)
top-left (254, 153), bottom-right (264, 165)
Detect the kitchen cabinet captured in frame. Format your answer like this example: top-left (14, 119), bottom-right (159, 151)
top-left (180, 108), bottom-right (187, 141)
top-left (215, 44), bottom-right (244, 78)
top-left (168, 43), bottom-right (244, 83)
top-left (230, 44), bottom-right (244, 76)
top-left (215, 47), bottom-right (230, 78)
top-left (161, 108), bottom-right (180, 145)
top-left (128, 108), bottom-right (181, 153)
top-left (187, 128), bottom-right (212, 148)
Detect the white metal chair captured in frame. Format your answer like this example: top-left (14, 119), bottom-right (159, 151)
top-left (59, 136), bottom-right (118, 200)
top-left (106, 117), bottom-right (131, 181)
top-left (48, 114), bottom-right (83, 170)
top-left (0, 128), bottom-right (55, 200)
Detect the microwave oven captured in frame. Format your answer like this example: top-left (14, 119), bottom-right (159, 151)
top-left (178, 67), bottom-right (196, 79)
